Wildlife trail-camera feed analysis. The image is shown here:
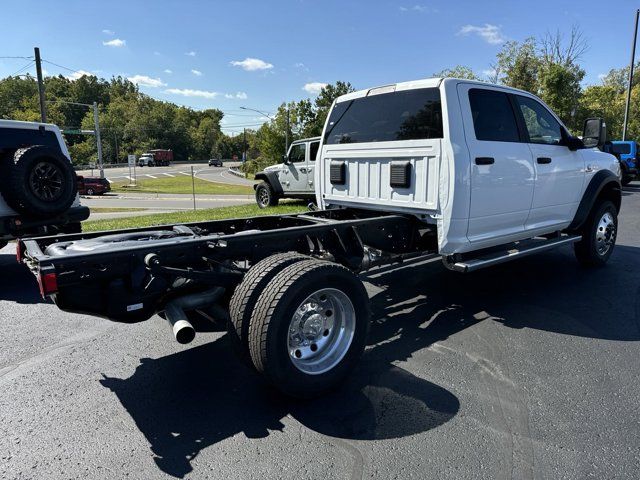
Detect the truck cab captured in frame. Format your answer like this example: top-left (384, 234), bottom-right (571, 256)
top-left (253, 137), bottom-right (320, 208)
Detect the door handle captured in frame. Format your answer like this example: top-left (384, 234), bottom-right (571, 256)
top-left (299, 168), bottom-right (307, 173)
top-left (537, 157), bottom-right (552, 164)
top-left (475, 157), bottom-right (494, 165)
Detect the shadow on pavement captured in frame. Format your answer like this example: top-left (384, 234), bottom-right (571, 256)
top-left (0, 251), bottom-right (44, 304)
top-left (100, 243), bottom-right (640, 478)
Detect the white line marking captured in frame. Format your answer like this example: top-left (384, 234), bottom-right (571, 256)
top-left (162, 173), bottom-right (175, 177)
top-left (179, 172), bottom-right (191, 176)
top-left (146, 174), bottom-right (157, 179)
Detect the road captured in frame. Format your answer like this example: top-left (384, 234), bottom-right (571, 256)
top-left (2, 184), bottom-right (640, 479)
top-left (76, 163), bottom-right (256, 187)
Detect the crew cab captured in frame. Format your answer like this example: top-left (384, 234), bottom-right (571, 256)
top-left (0, 120), bottom-right (88, 249)
top-left (19, 79), bottom-right (620, 398)
top-left (253, 137), bottom-right (319, 208)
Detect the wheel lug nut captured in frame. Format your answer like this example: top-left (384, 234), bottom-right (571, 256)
top-left (310, 343), bottom-right (318, 352)
top-left (325, 310), bottom-right (332, 317)
top-left (323, 329), bottom-right (329, 336)
top-left (294, 350), bottom-right (302, 358)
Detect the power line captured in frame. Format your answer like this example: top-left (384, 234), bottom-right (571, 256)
top-left (41, 59), bottom-right (85, 75)
top-left (0, 56), bottom-right (34, 60)
top-left (8, 60), bottom-right (34, 77)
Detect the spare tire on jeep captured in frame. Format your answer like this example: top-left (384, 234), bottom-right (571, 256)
top-left (1, 145), bottom-right (77, 217)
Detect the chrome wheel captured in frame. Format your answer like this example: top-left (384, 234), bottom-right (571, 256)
top-left (287, 288), bottom-right (355, 375)
top-left (258, 187), bottom-right (270, 207)
top-left (29, 161), bottom-right (64, 201)
top-left (595, 211), bottom-right (616, 255)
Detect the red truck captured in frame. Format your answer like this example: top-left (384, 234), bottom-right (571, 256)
top-left (146, 149), bottom-right (173, 166)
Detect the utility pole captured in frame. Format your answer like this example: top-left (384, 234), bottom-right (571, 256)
top-left (243, 128), bottom-right (247, 162)
top-left (92, 102), bottom-right (104, 178)
top-left (623, 9), bottom-right (639, 141)
top-left (285, 108), bottom-right (290, 155)
top-left (34, 47), bottom-right (47, 123)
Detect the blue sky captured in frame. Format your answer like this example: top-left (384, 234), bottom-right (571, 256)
top-left (0, 0), bottom-right (636, 134)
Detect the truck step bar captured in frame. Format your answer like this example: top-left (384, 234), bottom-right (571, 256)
top-left (450, 234), bottom-right (581, 273)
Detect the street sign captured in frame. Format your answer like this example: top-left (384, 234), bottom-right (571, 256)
top-left (128, 155), bottom-right (136, 167)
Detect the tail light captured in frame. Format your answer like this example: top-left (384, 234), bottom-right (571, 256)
top-left (16, 241), bottom-right (23, 263)
top-left (37, 268), bottom-right (58, 297)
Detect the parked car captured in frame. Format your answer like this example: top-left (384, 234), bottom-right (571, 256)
top-left (208, 158), bottom-right (223, 167)
top-left (605, 140), bottom-right (638, 185)
top-left (77, 176), bottom-right (111, 196)
top-left (20, 78), bottom-right (620, 398)
top-left (0, 120), bottom-right (88, 248)
top-left (254, 137), bottom-right (320, 208)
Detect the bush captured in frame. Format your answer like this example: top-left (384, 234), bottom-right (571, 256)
top-left (241, 157), bottom-right (275, 175)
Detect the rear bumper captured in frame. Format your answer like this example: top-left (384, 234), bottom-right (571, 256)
top-left (0, 205), bottom-right (90, 239)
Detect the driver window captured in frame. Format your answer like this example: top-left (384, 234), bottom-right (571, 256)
top-left (289, 143), bottom-right (306, 163)
top-left (515, 95), bottom-right (562, 145)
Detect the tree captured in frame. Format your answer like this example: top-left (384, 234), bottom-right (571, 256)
top-left (433, 66), bottom-right (480, 80)
top-left (538, 62), bottom-right (584, 129)
top-left (493, 38), bottom-right (540, 93)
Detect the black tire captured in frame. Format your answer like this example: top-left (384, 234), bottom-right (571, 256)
top-left (61, 222), bottom-right (82, 235)
top-left (248, 259), bottom-right (370, 398)
top-left (1, 146), bottom-right (77, 217)
top-left (574, 200), bottom-right (618, 267)
top-left (0, 240), bottom-right (8, 250)
top-left (255, 182), bottom-right (279, 208)
top-left (228, 252), bottom-right (310, 366)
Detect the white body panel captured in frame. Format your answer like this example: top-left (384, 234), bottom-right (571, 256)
top-left (317, 78), bottom-right (619, 256)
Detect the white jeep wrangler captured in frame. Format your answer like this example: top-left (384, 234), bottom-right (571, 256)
top-left (254, 137), bottom-right (320, 208)
top-left (0, 120), bottom-right (88, 248)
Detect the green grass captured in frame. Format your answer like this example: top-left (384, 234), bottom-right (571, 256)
top-left (111, 175), bottom-right (253, 195)
top-left (82, 202), bottom-right (307, 232)
top-left (89, 207), bottom-right (147, 213)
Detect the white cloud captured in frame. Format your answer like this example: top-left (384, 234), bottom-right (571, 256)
top-left (458, 24), bottom-right (506, 45)
top-left (303, 82), bottom-right (328, 95)
top-left (164, 69), bottom-right (173, 74)
top-left (165, 88), bottom-right (219, 99)
top-left (399, 5), bottom-right (431, 12)
top-left (224, 92), bottom-right (248, 99)
top-left (102, 29), bottom-right (115, 35)
top-left (185, 51), bottom-right (196, 57)
top-left (191, 69), bottom-right (203, 76)
top-left (230, 57), bottom-right (274, 71)
top-left (103, 38), bottom-right (126, 47)
top-left (127, 75), bottom-right (167, 88)
top-left (67, 70), bottom-right (93, 80)
top-left (154, 51), bottom-right (161, 56)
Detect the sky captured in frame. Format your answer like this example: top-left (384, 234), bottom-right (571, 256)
top-left (1, 0), bottom-right (637, 134)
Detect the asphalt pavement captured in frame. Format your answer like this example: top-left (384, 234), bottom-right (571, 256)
top-left (1, 184), bottom-right (640, 479)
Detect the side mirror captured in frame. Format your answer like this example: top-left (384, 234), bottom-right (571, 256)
top-left (565, 134), bottom-right (584, 151)
top-left (583, 118), bottom-right (607, 150)
top-left (282, 154), bottom-right (291, 165)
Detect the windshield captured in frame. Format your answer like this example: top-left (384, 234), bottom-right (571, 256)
top-left (324, 88), bottom-right (443, 145)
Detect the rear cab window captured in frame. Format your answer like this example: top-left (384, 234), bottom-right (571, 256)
top-left (324, 88), bottom-right (443, 144)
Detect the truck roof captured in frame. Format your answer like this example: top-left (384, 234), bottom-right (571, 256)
top-left (291, 136), bottom-right (321, 144)
top-left (333, 77), bottom-right (541, 104)
top-left (0, 119), bottom-right (60, 132)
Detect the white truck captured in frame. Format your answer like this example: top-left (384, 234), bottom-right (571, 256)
top-left (254, 136), bottom-right (320, 208)
top-left (0, 120), bottom-right (89, 249)
top-left (19, 78), bottom-right (620, 398)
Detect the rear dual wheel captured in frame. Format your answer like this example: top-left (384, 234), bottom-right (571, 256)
top-left (247, 258), bottom-right (369, 398)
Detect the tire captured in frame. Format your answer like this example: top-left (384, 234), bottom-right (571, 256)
top-left (255, 182), bottom-right (279, 208)
top-left (228, 252), bottom-right (310, 366)
top-left (1, 146), bottom-right (77, 217)
top-left (621, 174), bottom-right (633, 186)
top-left (248, 259), bottom-right (370, 398)
top-left (61, 222), bottom-right (82, 235)
top-left (0, 240), bottom-right (8, 250)
top-left (574, 200), bottom-right (618, 267)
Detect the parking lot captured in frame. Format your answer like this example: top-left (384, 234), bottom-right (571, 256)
top-left (1, 184), bottom-right (639, 480)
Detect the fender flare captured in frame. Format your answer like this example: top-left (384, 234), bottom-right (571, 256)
top-left (568, 170), bottom-right (621, 231)
top-left (254, 171), bottom-right (284, 195)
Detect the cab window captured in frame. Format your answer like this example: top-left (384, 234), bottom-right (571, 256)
top-left (515, 95), bottom-right (563, 145)
top-left (468, 89), bottom-right (520, 142)
top-left (309, 141), bottom-right (320, 161)
top-left (289, 143), bottom-right (306, 163)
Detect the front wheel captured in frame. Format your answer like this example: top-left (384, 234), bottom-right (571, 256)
top-left (248, 259), bottom-right (370, 398)
top-left (255, 182), bottom-right (279, 208)
top-left (574, 200), bottom-right (618, 267)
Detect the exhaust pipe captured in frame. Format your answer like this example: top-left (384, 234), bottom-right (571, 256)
top-left (163, 287), bottom-right (225, 344)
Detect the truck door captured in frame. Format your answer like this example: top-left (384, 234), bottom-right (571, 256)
top-left (512, 94), bottom-right (585, 230)
top-left (458, 85), bottom-right (535, 243)
top-left (281, 142), bottom-right (308, 193)
top-left (305, 140), bottom-right (320, 193)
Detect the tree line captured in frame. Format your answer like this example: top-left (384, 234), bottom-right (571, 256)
top-left (0, 26), bottom-right (638, 170)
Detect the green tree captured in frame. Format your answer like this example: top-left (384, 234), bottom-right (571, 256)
top-left (433, 66), bottom-right (480, 80)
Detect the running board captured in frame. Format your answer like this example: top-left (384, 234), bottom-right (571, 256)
top-left (451, 235), bottom-right (581, 273)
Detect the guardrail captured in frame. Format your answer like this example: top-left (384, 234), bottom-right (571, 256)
top-left (227, 167), bottom-right (246, 178)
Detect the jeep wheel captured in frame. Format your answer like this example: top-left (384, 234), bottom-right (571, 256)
top-left (248, 259), bottom-right (369, 398)
top-left (255, 182), bottom-right (279, 208)
top-left (574, 200), bottom-right (618, 267)
top-left (1, 146), bottom-right (77, 217)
